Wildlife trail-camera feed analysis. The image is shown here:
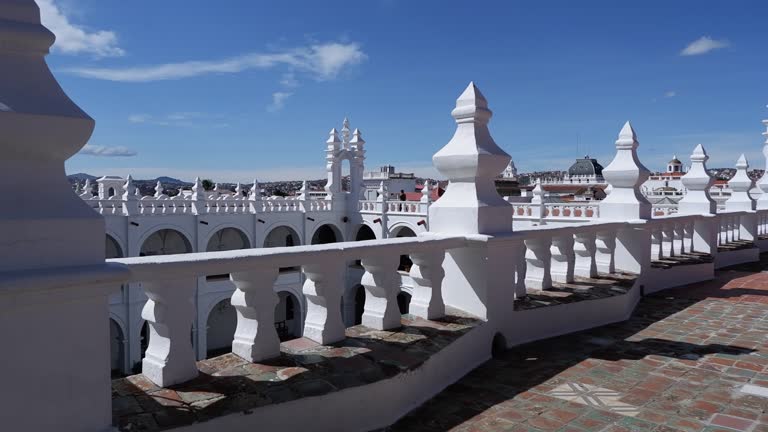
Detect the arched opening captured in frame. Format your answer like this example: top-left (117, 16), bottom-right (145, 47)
top-left (355, 224), bottom-right (376, 241)
top-left (105, 234), bottom-right (123, 259)
top-left (207, 227), bottom-right (250, 251)
top-left (353, 285), bottom-right (366, 326)
top-left (275, 291), bottom-right (301, 341)
top-left (491, 332), bottom-right (507, 358)
top-left (109, 319), bottom-right (124, 377)
top-left (206, 227), bottom-right (250, 279)
top-left (108, 187), bottom-right (115, 198)
top-left (341, 157), bottom-right (351, 193)
top-left (311, 224), bottom-right (341, 245)
top-left (140, 229), bottom-right (192, 256)
top-left (206, 299), bottom-right (237, 359)
top-left (397, 291), bottom-right (411, 315)
top-left (264, 226), bottom-right (301, 271)
top-left (392, 226), bottom-right (416, 272)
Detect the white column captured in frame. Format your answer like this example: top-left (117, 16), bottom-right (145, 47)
top-left (661, 223), bottom-right (675, 258)
top-left (408, 250), bottom-right (446, 320)
top-left (550, 234), bottom-right (575, 283)
top-left (573, 231), bottom-right (598, 278)
top-left (525, 236), bottom-right (552, 290)
top-left (673, 222), bottom-right (686, 255)
top-left (514, 240), bottom-right (528, 298)
top-left (360, 254), bottom-right (402, 330)
top-left (230, 268), bottom-right (281, 362)
top-left (595, 230), bottom-right (616, 274)
top-left (141, 277), bottom-right (199, 387)
top-left (651, 226), bottom-right (663, 260)
top-left (302, 261), bottom-right (346, 344)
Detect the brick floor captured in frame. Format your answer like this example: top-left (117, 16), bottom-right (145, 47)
top-left (386, 260), bottom-right (768, 432)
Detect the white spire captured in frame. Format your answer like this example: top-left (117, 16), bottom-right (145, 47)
top-left (326, 128), bottom-right (341, 151)
top-left (679, 144), bottom-right (716, 215)
top-left (430, 82), bottom-right (513, 234)
top-left (726, 153), bottom-right (756, 211)
top-left (122, 175), bottom-right (136, 200)
top-left (341, 117), bottom-right (351, 148)
top-left (376, 181), bottom-right (387, 202)
top-left (599, 121), bottom-right (651, 220)
top-left (350, 128), bottom-right (365, 151)
top-left (154, 180), bottom-right (164, 198)
top-left (420, 181), bottom-right (431, 203)
top-left (249, 179), bottom-right (261, 201)
top-left (80, 179), bottom-right (92, 198)
top-left (757, 107), bottom-right (768, 209)
top-left (298, 180), bottom-right (308, 200)
top-left (234, 182), bottom-right (243, 197)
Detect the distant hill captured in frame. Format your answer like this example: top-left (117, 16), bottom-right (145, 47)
top-left (67, 173), bottom-right (98, 181)
top-left (154, 176), bottom-right (191, 186)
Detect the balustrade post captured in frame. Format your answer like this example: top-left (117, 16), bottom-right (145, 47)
top-left (302, 261), bottom-right (346, 344)
top-left (141, 277), bottom-right (199, 387)
top-left (408, 250), bottom-right (446, 320)
top-left (651, 226), bottom-right (663, 261)
top-left (739, 213), bottom-right (757, 242)
top-left (514, 240), bottom-right (528, 298)
top-left (661, 223), bottom-right (675, 258)
top-left (550, 234), bottom-right (575, 283)
top-left (525, 235), bottom-right (552, 290)
top-left (230, 268), bottom-right (281, 362)
top-left (673, 222), bottom-right (686, 255)
top-left (573, 231), bottom-right (598, 278)
top-left (595, 230), bottom-right (616, 274)
top-left (360, 254), bottom-right (402, 330)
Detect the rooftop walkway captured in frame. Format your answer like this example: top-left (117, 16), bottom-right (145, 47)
top-left (387, 258), bottom-right (768, 432)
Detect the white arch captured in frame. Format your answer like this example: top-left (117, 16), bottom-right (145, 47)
top-left (354, 222), bottom-right (379, 240)
top-left (263, 223), bottom-right (303, 247)
top-left (310, 223), bottom-right (344, 244)
top-left (388, 222), bottom-right (418, 238)
top-left (105, 232), bottom-right (125, 259)
top-left (204, 225), bottom-right (252, 251)
top-left (138, 225), bottom-right (194, 255)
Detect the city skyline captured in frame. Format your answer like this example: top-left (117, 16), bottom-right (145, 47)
top-left (44, 0), bottom-right (767, 182)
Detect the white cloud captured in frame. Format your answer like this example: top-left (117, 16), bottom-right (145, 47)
top-left (79, 144), bottom-right (137, 157)
top-left (64, 42), bottom-right (366, 82)
top-left (680, 36), bottom-right (729, 56)
top-left (36, 0), bottom-right (125, 57)
top-left (127, 112), bottom-right (228, 127)
top-left (664, 91), bottom-right (676, 98)
top-left (128, 114), bottom-right (150, 123)
top-left (267, 92), bottom-right (293, 112)
top-left (280, 72), bottom-right (299, 88)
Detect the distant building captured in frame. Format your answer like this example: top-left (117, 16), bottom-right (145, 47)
top-left (362, 165), bottom-right (416, 200)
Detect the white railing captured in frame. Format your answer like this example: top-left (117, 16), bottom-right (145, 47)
top-left (358, 200), bottom-right (428, 215)
top-left (511, 202), bottom-right (600, 220)
top-left (82, 194), bottom-right (336, 215)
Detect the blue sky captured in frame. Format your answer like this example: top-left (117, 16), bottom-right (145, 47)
top-left (45, 0), bottom-right (767, 181)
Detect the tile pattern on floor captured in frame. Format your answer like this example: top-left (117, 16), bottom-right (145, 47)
top-left (386, 260), bottom-right (768, 432)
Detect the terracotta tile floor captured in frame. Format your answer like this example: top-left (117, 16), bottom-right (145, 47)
top-left (387, 260), bottom-right (768, 432)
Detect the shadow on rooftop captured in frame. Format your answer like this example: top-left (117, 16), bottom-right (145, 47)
top-left (384, 257), bottom-right (768, 432)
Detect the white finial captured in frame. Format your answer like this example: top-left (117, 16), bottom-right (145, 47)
top-left (154, 180), bottom-right (163, 198)
top-left (430, 82), bottom-right (512, 234)
top-left (599, 121), bottom-right (651, 220)
top-left (249, 179), bottom-right (261, 201)
top-left (341, 117), bottom-right (351, 149)
top-left (350, 128), bottom-right (365, 151)
top-left (679, 144), bottom-right (716, 215)
top-left (531, 180), bottom-right (544, 204)
top-left (757, 112), bottom-right (768, 209)
top-left (298, 180), bottom-right (308, 200)
top-left (235, 182), bottom-right (243, 197)
top-left (420, 181), bottom-right (431, 203)
top-left (726, 153), bottom-right (756, 211)
top-left (376, 181), bottom-right (387, 202)
top-left (122, 175), bottom-right (136, 200)
top-left (74, 182), bottom-right (81, 194)
top-left (326, 128), bottom-right (341, 151)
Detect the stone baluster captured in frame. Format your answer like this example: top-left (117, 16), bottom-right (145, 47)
top-left (141, 277), bottom-right (199, 387)
top-left (122, 175), bottom-right (138, 216)
top-left (191, 177), bottom-right (207, 215)
top-left (513, 240), bottom-right (528, 299)
top-left (408, 250), bottom-right (446, 320)
top-left (302, 261), bottom-right (346, 344)
top-left (595, 230), bottom-right (616, 274)
top-left (651, 226), bottom-right (663, 261)
top-left (230, 268), bottom-right (281, 362)
top-left (524, 235), bottom-right (552, 290)
top-left (360, 254), bottom-right (402, 330)
top-left (673, 222), bottom-right (686, 255)
top-left (573, 231), bottom-right (598, 278)
top-left (550, 233), bottom-right (575, 283)
top-left (661, 222), bottom-right (675, 258)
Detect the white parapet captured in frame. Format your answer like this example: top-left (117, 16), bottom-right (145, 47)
top-left (678, 144), bottom-right (716, 215)
top-left (726, 154), bottom-right (756, 211)
top-left (599, 122), bottom-right (651, 221)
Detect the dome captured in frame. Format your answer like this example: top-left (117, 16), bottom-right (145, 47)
top-left (568, 156), bottom-right (604, 177)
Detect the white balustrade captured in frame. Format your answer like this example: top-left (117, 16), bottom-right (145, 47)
top-left (230, 268), bottom-right (281, 362)
top-left (360, 254), bottom-right (402, 330)
top-left (302, 261), bottom-right (347, 344)
top-left (408, 250), bottom-right (446, 319)
top-left (573, 231), bottom-right (598, 278)
top-left (524, 235), bottom-right (552, 290)
top-left (550, 234), bottom-right (575, 283)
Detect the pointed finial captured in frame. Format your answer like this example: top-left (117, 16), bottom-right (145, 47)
top-left (376, 180), bottom-right (387, 202)
top-left (74, 182), bottom-right (81, 194)
top-left (299, 180), bottom-right (308, 199)
top-left (154, 180), bottom-right (163, 198)
top-left (249, 179), bottom-right (261, 201)
top-left (736, 154), bottom-right (748, 169)
top-left (350, 128), bottom-right (365, 149)
top-left (421, 181), bottom-right (431, 203)
top-left (451, 81), bottom-right (491, 124)
top-left (341, 117), bottom-right (351, 147)
top-left (616, 121), bottom-right (638, 149)
top-left (691, 144), bottom-right (708, 162)
top-left (123, 175), bottom-right (136, 200)
top-left (327, 127), bottom-right (341, 150)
